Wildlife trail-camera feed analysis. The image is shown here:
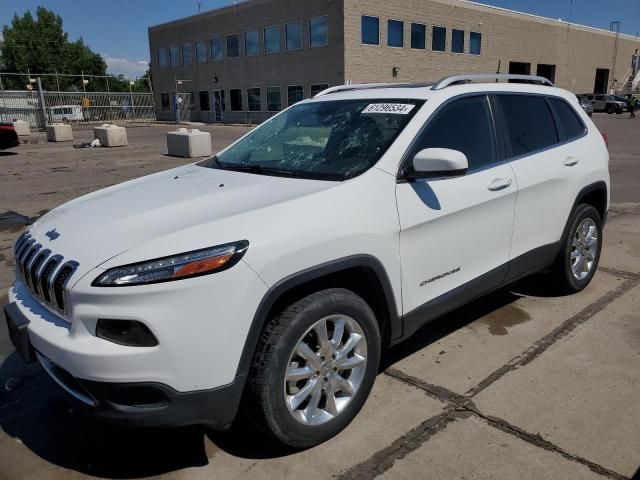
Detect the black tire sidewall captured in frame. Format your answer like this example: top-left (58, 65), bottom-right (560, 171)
top-left (259, 289), bottom-right (381, 448)
top-left (560, 204), bottom-right (603, 292)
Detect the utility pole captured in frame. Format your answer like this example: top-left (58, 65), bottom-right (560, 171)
top-left (36, 77), bottom-right (48, 128)
top-left (610, 21), bottom-right (621, 94)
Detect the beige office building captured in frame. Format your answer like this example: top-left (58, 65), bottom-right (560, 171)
top-left (148, 0), bottom-right (640, 123)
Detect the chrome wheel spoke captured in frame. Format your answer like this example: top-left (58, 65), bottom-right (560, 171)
top-left (296, 342), bottom-right (321, 371)
top-left (332, 373), bottom-right (355, 396)
top-left (336, 333), bottom-right (362, 361)
top-left (324, 381), bottom-right (339, 416)
top-left (330, 317), bottom-right (345, 350)
top-left (314, 320), bottom-right (332, 357)
top-left (288, 377), bottom-right (318, 411)
top-left (335, 353), bottom-right (366, 370)
top-left (287, 365), bottom-right (314, 382)
top-left (303, 380), bottom-right (323, 420)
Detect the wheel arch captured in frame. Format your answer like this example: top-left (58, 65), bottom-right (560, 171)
top-left (235, 255), bottom-right (400, 379)
top-left (559, 181), bottom-right (608, 249)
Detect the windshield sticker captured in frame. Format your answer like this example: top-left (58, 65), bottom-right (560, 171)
top-left (362, 103), bottom-right (416, 115)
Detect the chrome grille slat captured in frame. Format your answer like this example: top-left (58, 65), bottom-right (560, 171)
top-left (12, 233), bottom-right (78, 317)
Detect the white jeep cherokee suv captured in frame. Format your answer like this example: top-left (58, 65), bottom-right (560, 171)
top-left (4, 74), bottom-right (609, 447)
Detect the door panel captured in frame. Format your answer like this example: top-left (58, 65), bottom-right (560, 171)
top-left (397, 164), bottom-right (516, 315)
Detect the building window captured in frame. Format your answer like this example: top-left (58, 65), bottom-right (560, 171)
top-left (210, 38), bottom-right (223, 60)
top-left (161, 92), bottom-right (171, 111)
top-left (361, 16), bottom-right (379, 45)
top-left (286, 21), bottom-right (302, 51)
top-left (264, 25), bottom-right (280, 53)
top-left (227, 34), bottom-right (240, 58)
top-left (288, 85), bottom-right (304, 105)
top-left (387, 20), bottom-right (404, 48)
top-left (169, 45), bottom-right (179, 65)
top-left (470, 32), bottom-right (482, 55)
top-left (452, 29), bottom-right (465, 53)
top-left (267, 86), bottom-right (281, 111)
top-left (411, 23), bottom-right (426, 50)
top-left (182, 43), bottom-right (193, 64)
top-left (199, 91), bottom-right (210, 111)
top-left (230, 89), bottom-right (243, 111)
top-left (248, 88), bottom-right (261, 111)
top-left (245, 30), bottom-right (259, 56)
top-left (158, 48), bottom-right (167, 67)
top-left (311, 83), bottom-right (329, 96)
top-left (196, 41), bottom-right (207, 63)
top-left (309, 16), bottom-right (328, 48)
top-left (432, 26), bottom-right (446, 52)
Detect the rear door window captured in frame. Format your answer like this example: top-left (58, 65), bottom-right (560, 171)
top-left (549, 97), bottom-right (586, 141)
top-left (496, 94), bottom-right (559, 158)
top-left (413, 95), bottom-right (496, 170)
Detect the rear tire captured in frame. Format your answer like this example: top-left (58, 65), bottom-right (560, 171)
top-left (550, 204), bottom-right (602, 293)
top-left (606, 106), bottom-right (615, 114)
top-left (247, 288), bottom-right (381, 448)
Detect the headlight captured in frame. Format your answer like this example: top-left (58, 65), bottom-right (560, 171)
top-left (92, 240), bottom-right (249, 287)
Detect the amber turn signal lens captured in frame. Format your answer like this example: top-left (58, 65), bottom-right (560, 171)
top-left (173, 254), bottom-right (234, 278)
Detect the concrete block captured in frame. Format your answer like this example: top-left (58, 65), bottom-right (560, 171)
top-left (12, 120), bottom-right (30, 136)
top-left (93, 124), bottom-right (128, 147)
top-left (45, 123), bottom-right (73, 142)
top-left (166, 128), bottom-right (212, 158)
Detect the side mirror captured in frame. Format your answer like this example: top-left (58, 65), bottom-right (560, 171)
top-left (409, 148), bottom-right (468, 179)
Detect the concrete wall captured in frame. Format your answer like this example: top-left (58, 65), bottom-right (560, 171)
top-left (344, 0), bottom-right (640, 93)
top-left (148, 0), bottom-right (345, 122)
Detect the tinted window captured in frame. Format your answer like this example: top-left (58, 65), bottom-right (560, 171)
top-left (361, 16), bottom-right (379, 45)
top-left (286, 21), bottom-right (302, 50)
top-left (497, 95), bottom-right (559, 157)
top-left (470, 32), bottom-right (481, 55)
top-left (158, 48), bottom-right (167, 67)
top-left (227, 34), bottom-right (240, 58)
top-left (210, 38), bottom-right (223, 60)
top-left (230, 89), bottom-right (242, 111)
top-left (248, 88), bottom-right (261, 111)
top-left (311, 83), bottom-right (329, 96)
top-left (310, 16), bottom-right (328, 47)
top-left (416, 95), bottom-right (496, 170)
top-left (432, 26), bottom-right (446, 51)
top-left (169, 46), bottom-right (179, 65)
top-left (182, 43), bottom-right (192, 64)
top-left (196, 41), bottom-right (207, 63)
top-left (288, 85), bottom-right (304, 105)
top-left (245, 31), bottom-right (259, 56)
top-left (452, 29), bottom-right (464, 53)
top-left (388, 20), bottom-right (404, 47)
top-left (411, 23), bottom-right (426, 49)
top-left (267, 87), bottom-right (281, 111)
top-left (550, 98), bottom-right (585, 140)
top-left (264, 26), bottom-right (280, 53)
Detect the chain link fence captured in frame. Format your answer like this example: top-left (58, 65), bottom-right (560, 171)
top-left (0, 72), bottom-right (156, 128)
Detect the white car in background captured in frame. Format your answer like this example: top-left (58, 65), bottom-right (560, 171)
top-left (49, 105), bottom-right (84, 123)
top-left (5, 74), bottom-right (609, 448)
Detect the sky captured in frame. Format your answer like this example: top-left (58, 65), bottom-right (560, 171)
top-left (0, 0), bottom-right (639, 78)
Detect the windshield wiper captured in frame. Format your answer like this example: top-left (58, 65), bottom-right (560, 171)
top-left (198, 154), bottom-right (225, 169)
top-left (222, 164), bottom-right (304, 178)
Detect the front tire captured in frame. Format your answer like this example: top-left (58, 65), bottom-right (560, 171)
top-left (247, 288), bottom-right (381, 448)
top-left (551, 204), bottom-right (603, 293)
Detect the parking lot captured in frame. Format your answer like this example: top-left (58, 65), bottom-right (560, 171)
top-left (0, 114), bottom-right (639, 480)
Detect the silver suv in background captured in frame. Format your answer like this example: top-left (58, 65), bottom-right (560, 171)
top-left (577, 95), bottom-right (593, 117)
top-left (585, 94), bottom-right (627, 114)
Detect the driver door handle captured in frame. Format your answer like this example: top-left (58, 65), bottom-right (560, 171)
top-left (487, 178), bottom-right (513, 191)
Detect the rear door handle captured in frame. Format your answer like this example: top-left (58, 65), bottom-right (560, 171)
top-left (487, 178), bottom-right (513, 191)
top-left (564, 157), bottom-right (580, 167)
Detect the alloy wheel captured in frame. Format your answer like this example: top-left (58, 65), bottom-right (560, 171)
top-left (570, 217), bottom-right (598, 280)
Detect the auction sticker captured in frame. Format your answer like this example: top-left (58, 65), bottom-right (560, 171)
top-left (362, 103), bottom-right (416, 114)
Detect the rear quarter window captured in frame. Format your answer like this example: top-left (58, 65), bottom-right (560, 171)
top-left (496, 94), bottom-right (559, 158)
top-left (549, 98), bottom-right (586, 141)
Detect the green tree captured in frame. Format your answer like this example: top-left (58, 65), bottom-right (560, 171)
top-left (0, 7), bottom-right (107, 90)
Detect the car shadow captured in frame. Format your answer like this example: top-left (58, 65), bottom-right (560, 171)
top-left (0, 151), bottom-right (19, 156)
top-left (0, 277), bottom-right (562, 475)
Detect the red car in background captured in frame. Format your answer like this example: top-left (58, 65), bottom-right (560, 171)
top-left (0, 123), bottom-right (20, 150)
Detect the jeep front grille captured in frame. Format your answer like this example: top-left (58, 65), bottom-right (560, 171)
top-left (14, 232), bottom-right (79, 316)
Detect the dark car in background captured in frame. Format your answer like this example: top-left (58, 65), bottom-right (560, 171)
top-left (0, 123), bottom-right (20, 150)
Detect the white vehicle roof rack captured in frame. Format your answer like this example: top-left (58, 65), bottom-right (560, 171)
top-left (432, 74), bottom-right (555, 90)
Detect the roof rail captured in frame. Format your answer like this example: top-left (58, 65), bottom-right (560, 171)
top-left (432, 74), bottom-right (555, 90)
top-left (314, 82), bottom-right (434, 97)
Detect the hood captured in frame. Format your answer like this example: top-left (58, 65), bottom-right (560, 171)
top-left (26, 164), bottom-right (336, 279)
